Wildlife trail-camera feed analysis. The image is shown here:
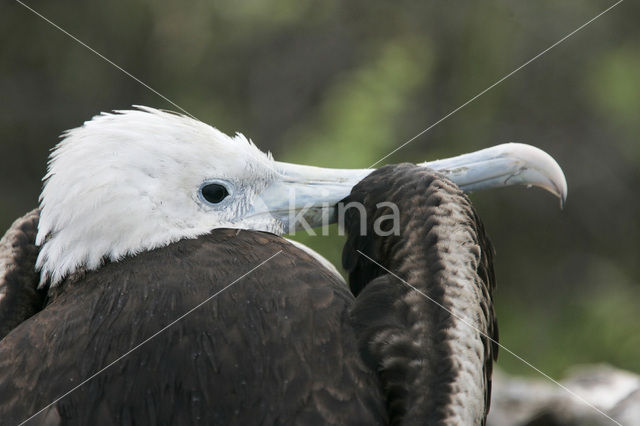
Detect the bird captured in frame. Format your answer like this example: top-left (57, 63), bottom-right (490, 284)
top-left (0, 107), bottom-right (566, 425)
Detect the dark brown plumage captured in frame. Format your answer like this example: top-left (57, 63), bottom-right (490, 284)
top-left (0, 229), bottom-right (386, 425)
top-left (342, 164), bottom-right (497, 425)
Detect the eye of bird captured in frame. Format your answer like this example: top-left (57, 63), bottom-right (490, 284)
top-left (201, 183), bottom-right (229, 204)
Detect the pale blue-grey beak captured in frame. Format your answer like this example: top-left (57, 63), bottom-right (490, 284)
top-left (253, 143), bottom-right (567, 232)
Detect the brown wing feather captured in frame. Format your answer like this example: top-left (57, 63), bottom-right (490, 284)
top-left (0, 209), bottom-right (45, 340)
top-left (342, 165), bottom-right (498, 425)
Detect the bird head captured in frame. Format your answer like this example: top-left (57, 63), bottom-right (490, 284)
top-left (35, 106), bottom-right (567, 286)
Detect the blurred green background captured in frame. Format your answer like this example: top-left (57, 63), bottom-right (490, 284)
top-left (1, 0), bottom-right (638, 378)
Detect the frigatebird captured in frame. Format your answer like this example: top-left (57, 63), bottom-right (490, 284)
top-left (0, 107), bottom-right (566, 425)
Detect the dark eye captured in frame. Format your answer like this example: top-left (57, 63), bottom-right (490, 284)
top-left (201, 183), bottom-right (229, 204)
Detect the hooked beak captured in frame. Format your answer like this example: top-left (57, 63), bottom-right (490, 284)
top-left (251, 143), bottom-right (567, 233)
top-left (419, 143), bottom-right (567, 206)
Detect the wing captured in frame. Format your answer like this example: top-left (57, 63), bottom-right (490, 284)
top-left (0, 229), bottom-right (386, 425)
top-left (342, 165), bottom-right (498, 425)
top-left (0, 209), bottom-right (46, 340)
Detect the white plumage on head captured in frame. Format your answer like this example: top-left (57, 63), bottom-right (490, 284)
top-left (36, 107), bottom-right (277, 286)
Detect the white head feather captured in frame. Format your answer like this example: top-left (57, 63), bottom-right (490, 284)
top-left (36, 107), bottom-right (278, 286)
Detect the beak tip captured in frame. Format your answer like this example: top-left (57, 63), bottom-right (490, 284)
top-left (558, 187), bottom-right (567, 210)
top-left (559, 182), bottom-right (568, 210)
top-left (506, 142), bottom-right (567, 210)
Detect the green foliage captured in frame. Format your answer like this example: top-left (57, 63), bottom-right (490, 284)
top-left (587, 45), bottom-right (640, 159)
top-left (282, 37), bottom-right (433, 167)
